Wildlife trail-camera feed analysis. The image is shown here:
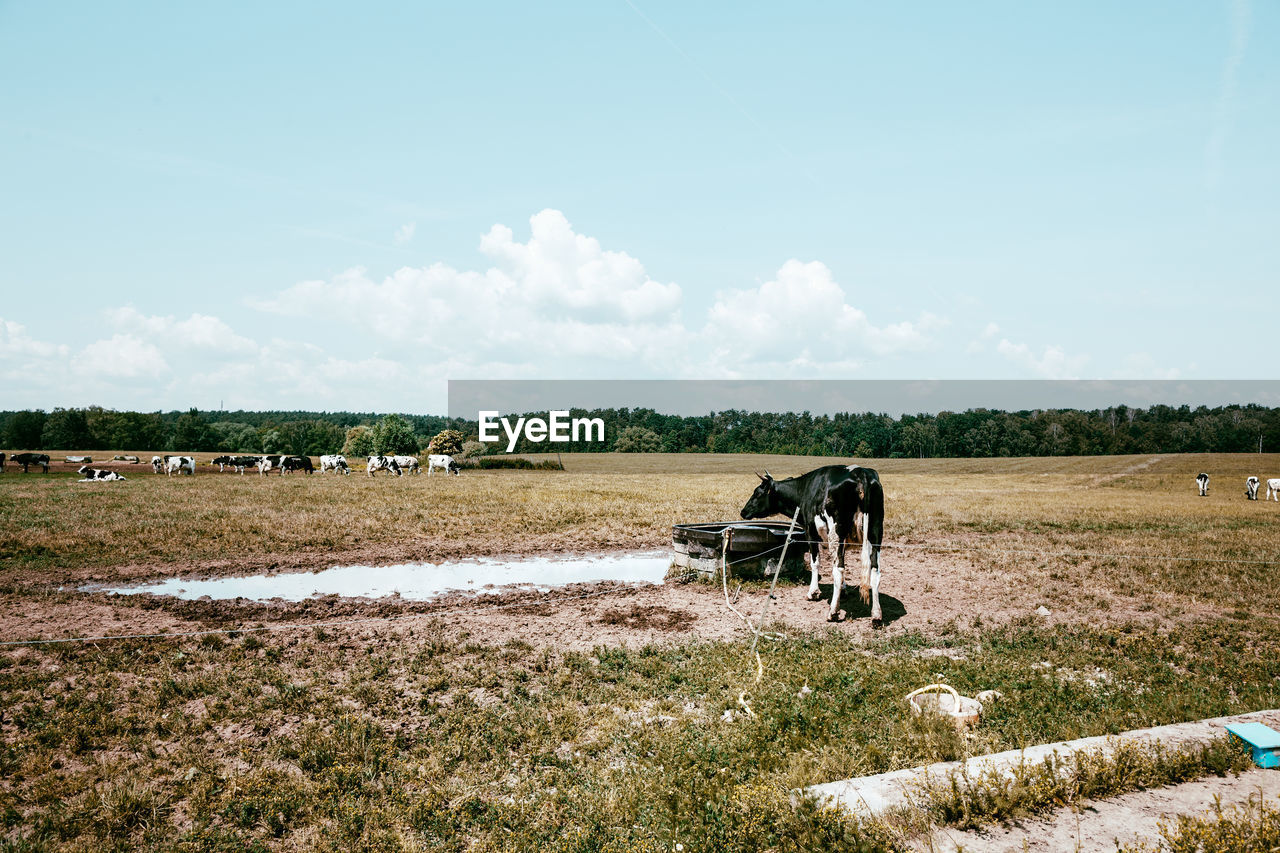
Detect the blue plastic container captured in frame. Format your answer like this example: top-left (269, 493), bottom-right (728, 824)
top-left (1225, 722), bottom-right (1280, 769)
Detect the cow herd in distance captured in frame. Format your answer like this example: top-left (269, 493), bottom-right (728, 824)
top-left (0, 451), bottom-right (462, 480)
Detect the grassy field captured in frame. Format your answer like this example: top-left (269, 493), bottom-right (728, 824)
top-left (3, 452), bottom-right (1280, 851)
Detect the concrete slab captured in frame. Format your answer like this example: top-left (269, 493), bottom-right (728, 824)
top-left (808, 708), bottom-right (1280, 817)
top-left (917, 768), bottom-right (1280, 852)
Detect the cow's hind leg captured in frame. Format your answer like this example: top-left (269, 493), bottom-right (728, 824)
top-left (865, 540), bottom-right (883, 628)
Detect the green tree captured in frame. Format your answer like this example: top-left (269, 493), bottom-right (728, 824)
top-left (4, 410), bottom-right (47, 449)
top-left (613, 426), bottom-right (661, 452)
top-left (373, 414), bottom-right (417, 455)
top-left (427, 429), bottom-right (465, 456)
top-left (41, 408), bottom-right (95, 449)
top-left (260, 429), bottom-right (284, 454)
top-left (171, 409), bottom-right (216, 451)
top-left (342, 425), bottom-right (375, 457)
top-left (210, 421), bottom-right (260, 452)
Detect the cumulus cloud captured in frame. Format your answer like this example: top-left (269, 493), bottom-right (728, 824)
top-left (704, 259), bottom-right (944, 374)
top-left (3, 210), bottom-right (953, 409)
top-left (1, 318), bottom-right (67, 360)
top-left (996, 338), bottom-right (1088, 379)
top-left (72, 334), bottom-right (169, 379)
top-left (105, 307), bottom-right (258, 354)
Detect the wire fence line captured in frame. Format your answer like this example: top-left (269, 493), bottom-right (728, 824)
top-left (5, 535), bottom-right (1277, 648)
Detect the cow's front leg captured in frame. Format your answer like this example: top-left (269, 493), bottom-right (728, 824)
top-left (828, 539), bottom-right (846, 621)
top-left (866, 541), bottom-right (883, 628)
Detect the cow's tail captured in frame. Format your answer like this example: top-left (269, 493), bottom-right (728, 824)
top-left (859, 475), bottom-right (885, 605)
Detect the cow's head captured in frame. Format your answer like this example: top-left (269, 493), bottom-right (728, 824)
top-left (740, 471), bottom-right (778, 519)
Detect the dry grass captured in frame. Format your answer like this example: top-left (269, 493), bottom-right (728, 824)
top-left (6, 452), bottom-right (1280, 850)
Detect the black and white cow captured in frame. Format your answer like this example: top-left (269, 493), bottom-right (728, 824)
top-left (1246, 476), bottom-right (1260, 501)
top-left (211, 455), bottom-right (234, 472)
top-left (11, 453), bottom-right (50, 474)
top-left (740, 465), bottom-right (885, 626)
top-left (256, 455), bottom-right (284, 476)
top-left (166, 456), bottom-right (196, 477)
top-left (1196, 473), bottom-right (1209, 497)
top-left (367, 455), bottom-right (402, 477)
top-left (229, 455), bottom-right (259, 474)
top-left (392, 455), bottom-right (421, 475)
top-left (77, 465), bottom-right (126, 481)
top-left (280, 455), bottom-right (314, 475)
top-left (151, 455), bottom-right (165, 473)
top-left (65, 455), bottom-right (92, 464)
top-left (320, 454), bottom-right (350, 475)
top-left (427, 454), bottom-right (462, 476)
top-left (1267, 479), bottom-right (1280, 502)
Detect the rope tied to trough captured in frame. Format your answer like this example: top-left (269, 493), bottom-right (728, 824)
top-left (721, 509), bottom-right (801, 720)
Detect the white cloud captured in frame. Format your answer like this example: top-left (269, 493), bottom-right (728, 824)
top-left (106, 307), bottom-right (258, 354)
top-left (1, 318), bottom-right (67, 360)
top-left (966, 321), bottom-right (1002, 354)
top-left (1, 210), bottom-right (953, 410)
top-left (996, 338), bottom-right (1088, 379)
top-left (72, 334), bottom-right (169, 379)
top-left (394, 222), bottom-right (416, 245)
top-left (704, 259), bottom-right (944, 374)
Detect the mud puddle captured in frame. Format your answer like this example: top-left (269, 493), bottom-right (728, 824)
top-left (89, 551), bottom-right (671, 602)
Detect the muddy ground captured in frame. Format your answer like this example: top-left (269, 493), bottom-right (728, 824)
top-left (0, 542), bottom-right (1210, 652)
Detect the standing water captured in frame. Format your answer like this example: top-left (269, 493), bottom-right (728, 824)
top-left (92, 552), bottom-right (670, 602)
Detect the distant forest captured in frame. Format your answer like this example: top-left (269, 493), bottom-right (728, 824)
top-left (3, 403), bottom-right (1280, 458)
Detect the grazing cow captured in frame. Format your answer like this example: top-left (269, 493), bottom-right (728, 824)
top-left (392, 455), bottom-right (421, 475)
top-left (77, 465), bottom-right (126, 481)
top-left (228, 455), bottom-right (258, 474)
top-left (427, 454), bottom-right (462, 476)
top-left (1196, 473), bottom-right (1209, 496)
top-left (151, 456), bottom-right (164, 473)
top-left (165, 456), bottom-right (196, 477)
top-left (1247, 476), bottom-right (1261, 501)
top-left (211, 455), bottom-right (234, 472)
top-left (0, 452), bottom-right (5, 473)
top-left (280, 455), bottom-right (314, 475)
top-left (320, 454), bottom-right (350, 475)
top-left (1268, 479), bottom-right (1280, 502)
top-left (11, 453), bottom-right (50, 474)
top-left (367, 455), bottom-right (402, 477)
top-left (740, 465), bottom-right (885, 626)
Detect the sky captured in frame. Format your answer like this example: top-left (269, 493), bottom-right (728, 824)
top-left (1, 1), bottom-right (1276, 414)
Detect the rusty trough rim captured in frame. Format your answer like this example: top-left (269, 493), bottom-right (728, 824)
top-left (672, 520), bottom-right (803, 552)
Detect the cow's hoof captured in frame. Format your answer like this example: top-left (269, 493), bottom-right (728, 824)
top-left (871, 618), bottom-right (884, 630)
top-left (828, 611), bottom-right (846, 622)
top-left (807, 589), bottom-right (822, 601)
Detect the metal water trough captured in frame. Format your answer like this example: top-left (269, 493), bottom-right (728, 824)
top-left (671, 521), bottom-right (807, 580)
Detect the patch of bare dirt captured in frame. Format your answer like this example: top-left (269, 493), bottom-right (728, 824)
top-left (0, 546), bottom-right (1210, 650)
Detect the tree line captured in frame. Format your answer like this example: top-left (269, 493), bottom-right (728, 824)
top-left (3, 403), bottom-right (1280, 458)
